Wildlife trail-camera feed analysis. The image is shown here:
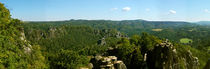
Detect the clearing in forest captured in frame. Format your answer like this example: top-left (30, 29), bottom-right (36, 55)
top-left (152, 29), bottom-right (163, 31)
top-left (180, 38), bottom-right (193, 43)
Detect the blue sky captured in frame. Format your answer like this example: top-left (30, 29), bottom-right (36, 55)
top-left (1, 0), bottom-right (210, 22)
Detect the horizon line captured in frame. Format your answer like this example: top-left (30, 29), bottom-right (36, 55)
top-left (22, 19), bottom-right (207, 23)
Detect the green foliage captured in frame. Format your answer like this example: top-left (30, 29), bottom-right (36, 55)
top-left (109, 34), bottom-right (155, 68)
top-left (23, 24), bottom-right (116, 52)
top-left (117, 38), bottom-right (135, 60)
top-left (139, 32), bottom-right (162, 53)
top-left (78, 45), bottom-right (107, 56)
top-left (107, 32), bottom-right (209, 69)
top-left (0, 3), bottom-right (47, 69)
top-left (29, 45), bottom-right (48, 69)
top-left (31, 20), bottom-right (210, 53)
top-left (113, 38), bottom-right (137, 68)
top-left (19, 20), bottom-right (210, 69)
top-left (130, 35), bottom-right (141, 46)
top-left (51, 49), bottom-right (89, 69)
top-left (23, 22), bottom-right (123, 68)
top-left (0, 3), bottom-right (10, 24)
top-left (175, 44), bottom-right (210, 69)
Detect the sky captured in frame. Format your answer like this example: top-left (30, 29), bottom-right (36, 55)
top-left (0, 0), bottom-right (210, 22)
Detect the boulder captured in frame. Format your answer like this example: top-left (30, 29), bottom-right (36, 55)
top-left (88, 63), bottom-right (93, 69)
top-left (90, 56), bottom-right (127, 69)
top-left (114, 61), bottom-right (127, 69)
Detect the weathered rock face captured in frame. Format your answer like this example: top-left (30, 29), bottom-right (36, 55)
top-left (146, 40), bottom-right (200, 69)
top-left (20, 29), bottom-right (32, 54)
top-left (90, 56), bottom-right (127, 69)
top-left (146, 40), bottom-right (178, 69)
top-left (48, 27), bottom-right (57, 38)
top-left (97, 30), bottom-right (128, 46)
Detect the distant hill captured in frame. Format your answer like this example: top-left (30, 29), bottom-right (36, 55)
top-left (27, 19), bottom-right (196, 36)
top-left (195, 21), bottom-right (210, 25)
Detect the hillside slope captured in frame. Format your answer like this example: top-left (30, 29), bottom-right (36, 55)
top-left (0, 3), bottom-right (47, 69)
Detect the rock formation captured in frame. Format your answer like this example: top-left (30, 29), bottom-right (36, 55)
top-left (90, 56), bottom-right (127, 69)
top-left (98, 37), bottom-right (106, 45)
top-left (48, 27), bottom-right (57, 38)
top-left (146, 40), bottom-right (200, 69)
top-left (20, 28), bottom-right (32, 54)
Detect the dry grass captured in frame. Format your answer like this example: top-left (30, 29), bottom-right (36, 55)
top-left (152, 29), bottom-right (163, 31)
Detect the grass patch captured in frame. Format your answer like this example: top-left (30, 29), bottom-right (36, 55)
top-left (180, 38), bottom-right (193, 43)
top-left (152, 29), bottom-right (163, 32)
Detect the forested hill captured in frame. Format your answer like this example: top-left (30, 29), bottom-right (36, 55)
top-left (27, 20), bottom-right (210, 51)
top-left (27, 20), bottom-right (196, 36)
top-left (195, 21), bottom-right (210, 25)
top-left (28, 19), bottom-right (194, 29)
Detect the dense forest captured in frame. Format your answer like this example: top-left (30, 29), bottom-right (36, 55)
top-left (0, 2), bottom-right (210, 69)
top-left (27, 20), bottom-right (210, 53)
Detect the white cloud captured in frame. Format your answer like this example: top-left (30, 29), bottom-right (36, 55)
top-left (146, 8), bottom-right (150, 12)
top-left (122, 7), bottom-right (131, 11)
top-left (204, 9), bottom-right (210, 13)
top-left (169, 10), bottom-right (176, 14)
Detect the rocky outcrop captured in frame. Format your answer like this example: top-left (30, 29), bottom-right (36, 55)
top-left (146, 40), bottom-right (200, 69)
top-left (115, 32), bottom-right (128, 38)
top-left (90, 56), bottom-right (127, 69)
top-left (116, 32), bottom-right (122, 38)
top-left (98, 37), bottom-right (106, 45)
top-left (20, 28), bottom-right (32, 54)
top-left (48, 27), bottom-right (57, 38)
top-left (97, 30), bottom-right (128, 46)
